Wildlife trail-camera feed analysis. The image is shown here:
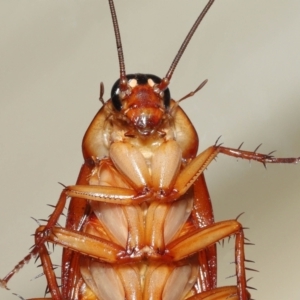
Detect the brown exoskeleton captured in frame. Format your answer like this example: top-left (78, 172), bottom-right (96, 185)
top-left (0, 0), bottom-right (300, 300)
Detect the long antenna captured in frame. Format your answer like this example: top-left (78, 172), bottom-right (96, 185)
top-left (108, 0), bottom-right (128, 91)
top-left (158, 0), bottom-right (215, 91)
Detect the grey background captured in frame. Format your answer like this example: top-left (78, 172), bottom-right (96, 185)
top-left (1, 1), bottom-right (300, 299)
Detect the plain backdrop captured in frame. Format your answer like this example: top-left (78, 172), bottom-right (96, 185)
top-left (1, 1), bottom-right (300, 299)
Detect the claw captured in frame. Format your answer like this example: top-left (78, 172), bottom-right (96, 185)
top-left (0, 279), bottom-right (9, 290)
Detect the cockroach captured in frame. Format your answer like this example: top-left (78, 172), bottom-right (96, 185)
top-left (0, 0), bottom-right (300, 300)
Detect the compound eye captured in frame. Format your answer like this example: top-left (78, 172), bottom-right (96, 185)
top-left (111, 74), bottom-right (136, 111)
top-left (162, 87), bottom-right (170, 108)
top-left (111, 78), bottom-right (122, 111)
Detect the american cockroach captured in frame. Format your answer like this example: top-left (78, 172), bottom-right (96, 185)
top-left (1, 1), bottom-right (300, 299)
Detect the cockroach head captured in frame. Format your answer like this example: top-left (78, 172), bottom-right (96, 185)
top-left (111, 74), bottom-right (171, 135)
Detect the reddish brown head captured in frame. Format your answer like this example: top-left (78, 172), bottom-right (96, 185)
top-left (111, 74), bottom-right (170, 135)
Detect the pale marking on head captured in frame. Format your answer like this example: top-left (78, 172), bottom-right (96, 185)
top-left (128, 79), bottom-right (138, 88)
top-left (147, 78), bottom-right (155, 87)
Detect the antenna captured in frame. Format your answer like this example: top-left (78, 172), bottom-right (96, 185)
top-left (158, 0), bottom-right (215, 91)
top-left (108, 0), bottom-right (128, 92)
